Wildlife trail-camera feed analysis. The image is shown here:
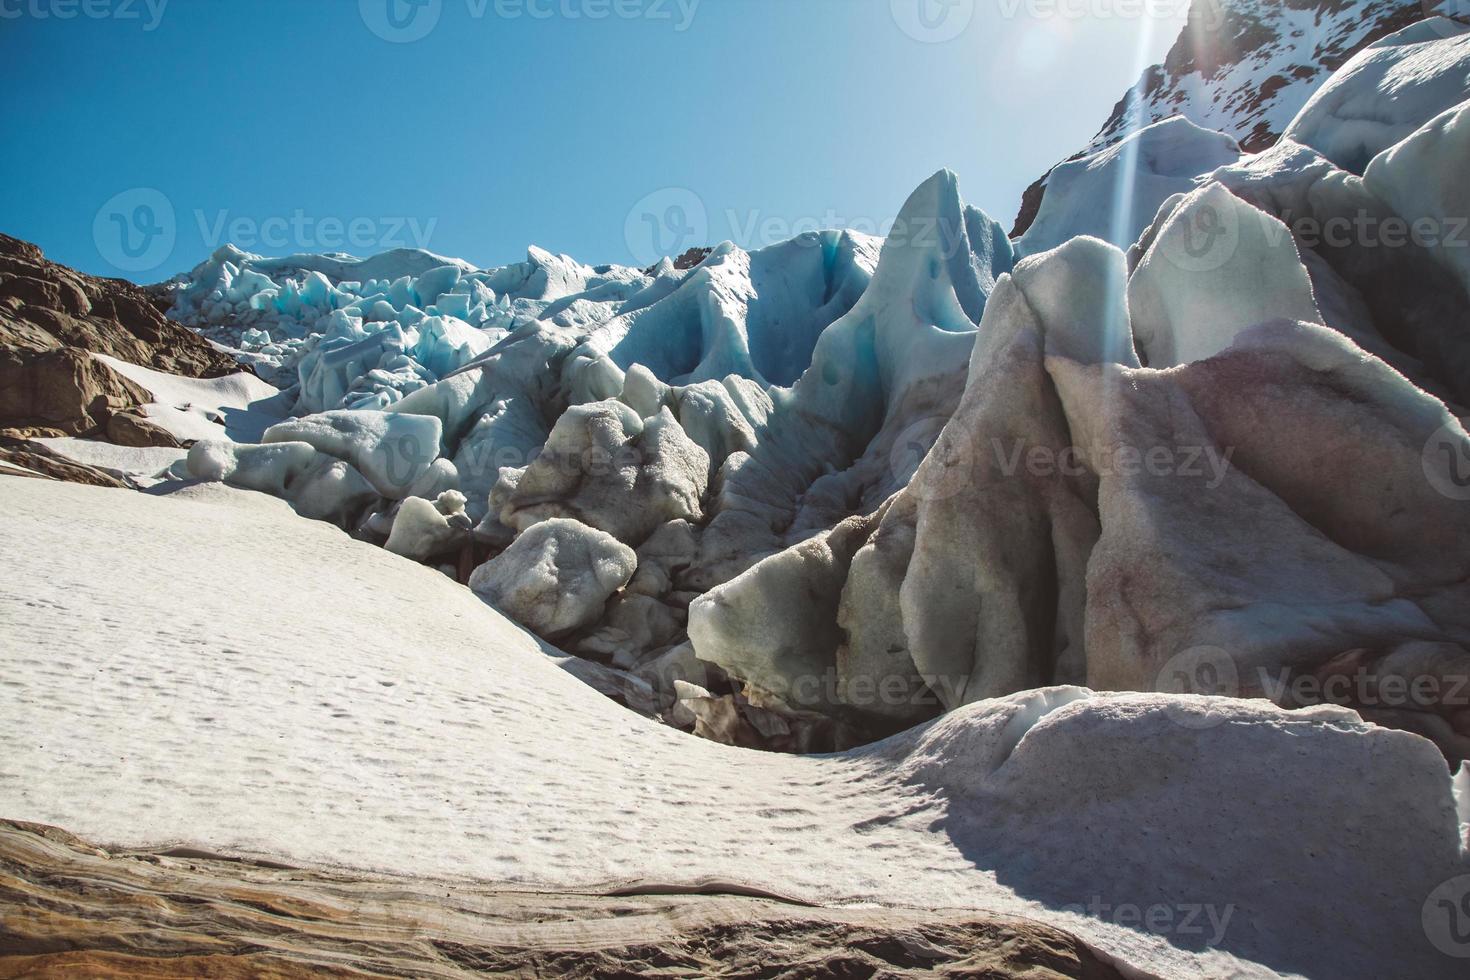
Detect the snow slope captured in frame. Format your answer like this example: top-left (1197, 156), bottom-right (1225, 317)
top-left (93, 352), bottom-right (288, 444)
top-left (1, 476), bottom-right (1467, 979)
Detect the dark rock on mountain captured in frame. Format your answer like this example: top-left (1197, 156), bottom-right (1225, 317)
top-left (1012, 0), bottom-right (1442, 237)
top-left (105, 408), bottom-right (186, 449)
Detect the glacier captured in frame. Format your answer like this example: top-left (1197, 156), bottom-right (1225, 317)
top-left (5, 1), bottom-right (1470, 977)
top-left (153, 28), bottom-right (1470, 764)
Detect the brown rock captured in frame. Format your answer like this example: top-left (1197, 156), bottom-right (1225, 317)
top-left (0, 232), bottom-right (238, 378)
top-left (105, 409), bottom-right (185, 449)
top-left (0, 347), bottom-right (149, 435)
top-left (0, 437), bottom-right (127, 488)
top-left (0, 818), bottom-right (1124, 980)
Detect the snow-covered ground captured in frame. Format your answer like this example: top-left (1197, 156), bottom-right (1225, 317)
top-left (94, 352), bottom-right (289, 444)
top-left (8, 7), bottom-right (1470, 977)
top-left (1, 476), bottom-right (1466, 979)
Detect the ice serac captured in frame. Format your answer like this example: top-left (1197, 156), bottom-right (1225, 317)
top-left (1364, 97), bottom-right (1470, 298)
top-left (897, 238), bottom-right (1137, 710)
top-left (262, 409), bottom-right (442, 500)
top-left (693, 175), bottom-right (1470, 760)
top-left (1204, 135), bottom-right (1470, 405)
top-left (468, 518), bottom-right (637, 639)
top-left (1127, 182), bottom-right (1323, 366)
top-left (1078, 320), bottom-right (1470, 737)
top-left (687, 172), bottom-right (1017, 728)
top-left (565, 232), bottom-right (880, 397)
top-left (1014, 117), bottom-right (1242, 258)
top-left (384, 490), bottom-right (472, 562)
top-left (184, 439), bottom-right (378, 527)
top-left (688, 170), bottom-right (1014, 593)
top-left (496, 401), bottom-right (710, 546)
top-left (1284, 17), bottom-right (1470, 173)
top-left (163, 243), bottom-right (653, 413)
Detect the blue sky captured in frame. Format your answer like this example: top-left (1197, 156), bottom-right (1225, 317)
top-left (0, 0), bottom-right (1188, 280)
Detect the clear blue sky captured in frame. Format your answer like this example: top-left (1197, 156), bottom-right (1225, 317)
top-left (0, 0), bottom-right (1188, 280)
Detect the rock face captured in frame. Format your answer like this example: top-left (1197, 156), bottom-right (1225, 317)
top-left (0, 233), bottom-right (241, 441)
top-left (1011, 0), bottom-right (1442, 237)
top-left (0, 819), bottom-right (1124, 980)
top-left (0, 435), bottom-right (129, 487)
top-left (0, 234), bottom-right (238, 377)
top-left (0, 346), bottom-right (149, 436)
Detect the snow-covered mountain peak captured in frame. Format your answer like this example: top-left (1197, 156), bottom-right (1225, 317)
top-left (1012, 0), bottom-right (1459, 234)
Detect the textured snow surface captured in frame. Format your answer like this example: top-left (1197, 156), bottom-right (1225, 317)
top-left (1, 477), bottom-right (1468, 979)
top-left (93, 352), bottom-right (288, 443)
top-left (1285, 17), bottom-right (1470, 172)
top-left (34, 437), bottom-right (186, 486)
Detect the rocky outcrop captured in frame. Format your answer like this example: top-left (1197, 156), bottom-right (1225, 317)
top-left (0, 233), bottom-right (242, 441)
top-left (0, 234), bottom-right (238, 377)
top-left (0, 819), bottom-right (1124, 980)
top-left (0, 346), bottom-right (149, 436)
top-left (0, 436), bottom-right (128, 488)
